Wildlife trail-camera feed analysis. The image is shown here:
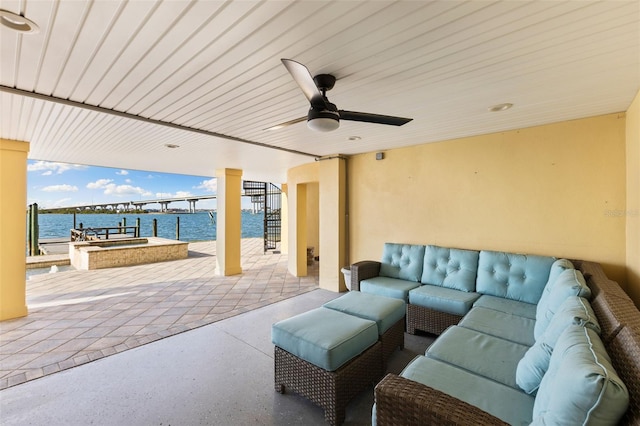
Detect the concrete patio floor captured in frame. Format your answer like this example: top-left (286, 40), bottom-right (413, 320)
top-left (1, 237), bottom-right (434, 425)
top-left (0, 238), bottom-right (318, 390)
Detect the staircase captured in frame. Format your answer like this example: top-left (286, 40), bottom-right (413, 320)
top-left (243, 181), bottom-right (282, 253)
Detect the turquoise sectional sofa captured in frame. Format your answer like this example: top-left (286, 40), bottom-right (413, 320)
top-left (350, 243), bottom-right (640, 425)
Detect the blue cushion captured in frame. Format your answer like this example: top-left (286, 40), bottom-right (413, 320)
top-left (472, 295), bottom-right (537, 319)
top-left (517, 296), bottom-right (601, 394)
top-left (537, 259), bottom-right (574, 304)
top-left (535, 259), bottom-right (574, 325)
top-left (360, 276), bottom-right (421, 302)
top-left (421, 245), bottom-right (479, 292)
top-left (426, 326), bottom-right (529, 389)
top-left (458, 307), bottom-right (536, 346)
top-left (323, 291), bottom-right (405, 335)
top-left (409, 285), bottom-right (480, 316)
top-left (534, 268), bottom-right (591, 339)
top-left (476, 251), bottom-right (556, 304)
top-left (400, 356), bottom-right (535, 425)
top-left (532, 326), bottom-right (628, 425)
top-left (271, 307), bottom-right (378, 371)
top-left (379, 243), bottom-right (425, 282)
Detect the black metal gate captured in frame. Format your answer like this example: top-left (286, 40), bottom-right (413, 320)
top-left (243, 181), bottom-right (281, 253)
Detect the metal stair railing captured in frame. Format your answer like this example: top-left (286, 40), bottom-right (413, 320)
top-left (243, 181), bottom-right (281, 253)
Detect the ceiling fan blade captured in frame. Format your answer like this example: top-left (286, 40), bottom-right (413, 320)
top-left (264, 116), bottom-right (307, 131)
top-left (281, 59), bottom-right (327, 109)
top-left (339, 110), bottom-right (413, 126)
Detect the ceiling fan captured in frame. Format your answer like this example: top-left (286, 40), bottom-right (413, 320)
top-left (268, 59), bottom-right (413, 132)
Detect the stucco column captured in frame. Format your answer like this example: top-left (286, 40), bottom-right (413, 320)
top-left (215, 168), bottom-right (242, 276)
top-left (287, 183), bottom-right (308, 277)
top-left (319, 157), bottom-right (348, 292)
top-left (0, 139), bottom-right (30, 320)
top-left (280, 184), bottom-right (289, 255)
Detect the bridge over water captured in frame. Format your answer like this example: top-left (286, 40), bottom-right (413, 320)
top-left (44, 195), bottom-right (218, 213)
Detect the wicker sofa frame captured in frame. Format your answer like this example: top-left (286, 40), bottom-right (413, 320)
top-left (350, 260), bottom-right (465, 336)
top-left (370, 260), bottom-right (640, 425)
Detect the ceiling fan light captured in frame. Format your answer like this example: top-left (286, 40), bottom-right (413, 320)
top-left (308, 117), bottom-right (339, 132)
top-left (307, 106), bottom-right (340, 132)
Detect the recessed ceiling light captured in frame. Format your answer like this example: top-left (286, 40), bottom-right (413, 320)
top-left (0, 10), bottom-right (39, 34)
top-left (488, 103), bottom-right (513, 112)
top-left (348, 136), bottom-right (361, 141)
top-left (164, 144), bottom-right (180, 149)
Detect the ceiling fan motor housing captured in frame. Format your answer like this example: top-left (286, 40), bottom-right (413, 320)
top-left (307, 102), bottom-right (340, 132)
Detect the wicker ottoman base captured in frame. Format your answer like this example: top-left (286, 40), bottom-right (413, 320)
top-left (275, 341), bottom-right (383, 425)
top-left (406, 304), bottom-right (463, 336)
top-left (380, 318), bottom-right (405, 362)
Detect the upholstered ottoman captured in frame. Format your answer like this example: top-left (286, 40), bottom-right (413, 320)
top-left (272, 307), bottom-right (382, 425)
top-left (323, 291), bottom-right (405, 362)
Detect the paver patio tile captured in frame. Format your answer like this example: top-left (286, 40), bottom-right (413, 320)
top-left (1, 239), bottom-right (318, 390)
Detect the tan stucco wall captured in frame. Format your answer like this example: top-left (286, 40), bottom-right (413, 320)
top-left (349, 113), bottom-right (627, 286)
top-left (306, 182), bottom-right (320, 258)
top-left (0, 139), bottom-right (29, 320)
top-left (318, 157), bottom-right (347, 292)
top-left (626, 90), bottom-right (640, 306)
top-left (215, 168), bottom-right (243, 276)
top-left (286, 162), bottom-right (319, 276)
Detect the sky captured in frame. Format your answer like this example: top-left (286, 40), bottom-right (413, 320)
top-left (26, 160), bottom-right (253, 210)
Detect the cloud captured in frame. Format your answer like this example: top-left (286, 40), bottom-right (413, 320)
top-left (28, 161), bottom-right (87, 174)
top-left (174, 191), bottom-right (193, 197)
top-left (104, 184), bottom-right (152, 197)
top-left (156, 192), bottom-right (172, 198)
top-left (42, 184), bottom-right (79, 192)
top-left (196, 178), bottom-right (217, 193)
top-left (116, 170), bottom-right (129, 175)
top-left (87, 178), bottom-right (151, 197)
top-left (87, 179), bottom-right (113, 189)
top-left (125, 179), bottom-right (132, 183)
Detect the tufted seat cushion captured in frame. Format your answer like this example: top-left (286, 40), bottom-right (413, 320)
top-left (421, 245), bottom-right (480, 292)
top-left (398, 355), bottom-right (535, 425)
top-left (426, 326), bottom-right (529, 389)
top-left (459, 306), bottom-right (536, 346)
top-left (323, 291), bottom-right (405, 335)
top-left (476, 251), bottom-right (556, 304)
top-left (472, 295), bottom-right (537, 319)
top-left (409, 285), bottom-right (481, 316)
top-left (379, 243), bottom-right (425, 282)
top-left (361, 276), bottom-right (421, 302)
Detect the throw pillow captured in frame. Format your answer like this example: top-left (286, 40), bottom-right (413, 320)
top-left (532, 326), bottom-right (628, 425)
top-left (534, 268), bottom-right (590, 339)
top-left (516, 296), bottom-right (600, 394)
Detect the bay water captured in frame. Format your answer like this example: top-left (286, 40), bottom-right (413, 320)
top-left (35, 211), bottom-right (264, 242)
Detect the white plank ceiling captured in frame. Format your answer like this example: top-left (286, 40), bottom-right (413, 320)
top-left (1, 0), bottom-right (638, 182)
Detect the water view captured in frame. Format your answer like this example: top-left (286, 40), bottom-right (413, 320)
top-left (35, 211), bottom-right (264, 242)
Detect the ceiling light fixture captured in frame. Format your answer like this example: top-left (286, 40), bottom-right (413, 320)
top-left (307, 107), bottom-right (340, 132)
top-left (488, 103), bottom-right (513, 112)
top-left (348, 136), bottom-right (361, 141)
top-left (164, 143), bottom-right (180, 149)
top-left (0, 10), bottom-right (39, 34)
